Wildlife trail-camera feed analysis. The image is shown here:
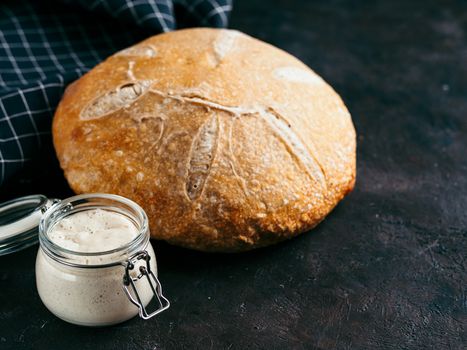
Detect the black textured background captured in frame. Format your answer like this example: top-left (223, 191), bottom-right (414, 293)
top-left (1, 0), bottom-right (466, 349)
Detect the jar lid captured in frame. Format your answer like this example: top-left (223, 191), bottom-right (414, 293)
top-left (0, 195), bottom-right (58, 256)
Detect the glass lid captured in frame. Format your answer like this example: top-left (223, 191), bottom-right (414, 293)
top-left (0, 195), bottom-right (58, 256)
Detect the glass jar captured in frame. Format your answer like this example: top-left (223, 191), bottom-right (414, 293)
top-left (35, 193), bottom-right (169, 326)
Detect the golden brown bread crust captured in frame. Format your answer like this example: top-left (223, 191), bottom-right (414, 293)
top-left (53, 28), bottom-right (356, 252)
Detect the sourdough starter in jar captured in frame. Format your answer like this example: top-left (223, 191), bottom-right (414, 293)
top-left (36, 209), bottom-right (157, 326)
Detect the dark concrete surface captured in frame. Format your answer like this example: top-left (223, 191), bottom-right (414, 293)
top-left (1, 0), bottom-right (466, 349)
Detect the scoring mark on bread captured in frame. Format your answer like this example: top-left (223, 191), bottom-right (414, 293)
top-left (131, 114), bottom-right (165, 152)
top-left (186, 114), bottom-right (220, 200)
top-left (149, 87), bottom-right (252, 115)
top-left (261, 108), bottom-right (327, 189)
top-left (80, 80), bottom-right (153, 120)
top-left (156, 130), bottom-right (189, 156)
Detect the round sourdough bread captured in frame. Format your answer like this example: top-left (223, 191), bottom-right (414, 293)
top-left (53, 28), bottom-right (356, 252)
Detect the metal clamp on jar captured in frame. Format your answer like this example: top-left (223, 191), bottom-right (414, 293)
top-left (0, 193), bottom-right (170, 326)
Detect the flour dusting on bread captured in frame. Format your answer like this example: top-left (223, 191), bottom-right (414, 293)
top-left (213, 30), bottom-right (241, 64)
top-left (116, 44), bottom-right (157, 58)
top-left (274, 66), bottom-right (324, 85)
top-left (127, 61), bottom-right (136, 81)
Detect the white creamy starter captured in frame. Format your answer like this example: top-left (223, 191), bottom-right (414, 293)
top-left (36, 209), bottom-right (156, 326)
top-left (48, 209), bottom-right (139, 253)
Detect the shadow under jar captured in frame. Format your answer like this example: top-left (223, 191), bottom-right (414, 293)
top-left (36, 193), bottom-right (169, 326)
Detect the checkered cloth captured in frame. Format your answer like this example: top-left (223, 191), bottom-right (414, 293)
top-left (0, 0), bottom-right (232, 187)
